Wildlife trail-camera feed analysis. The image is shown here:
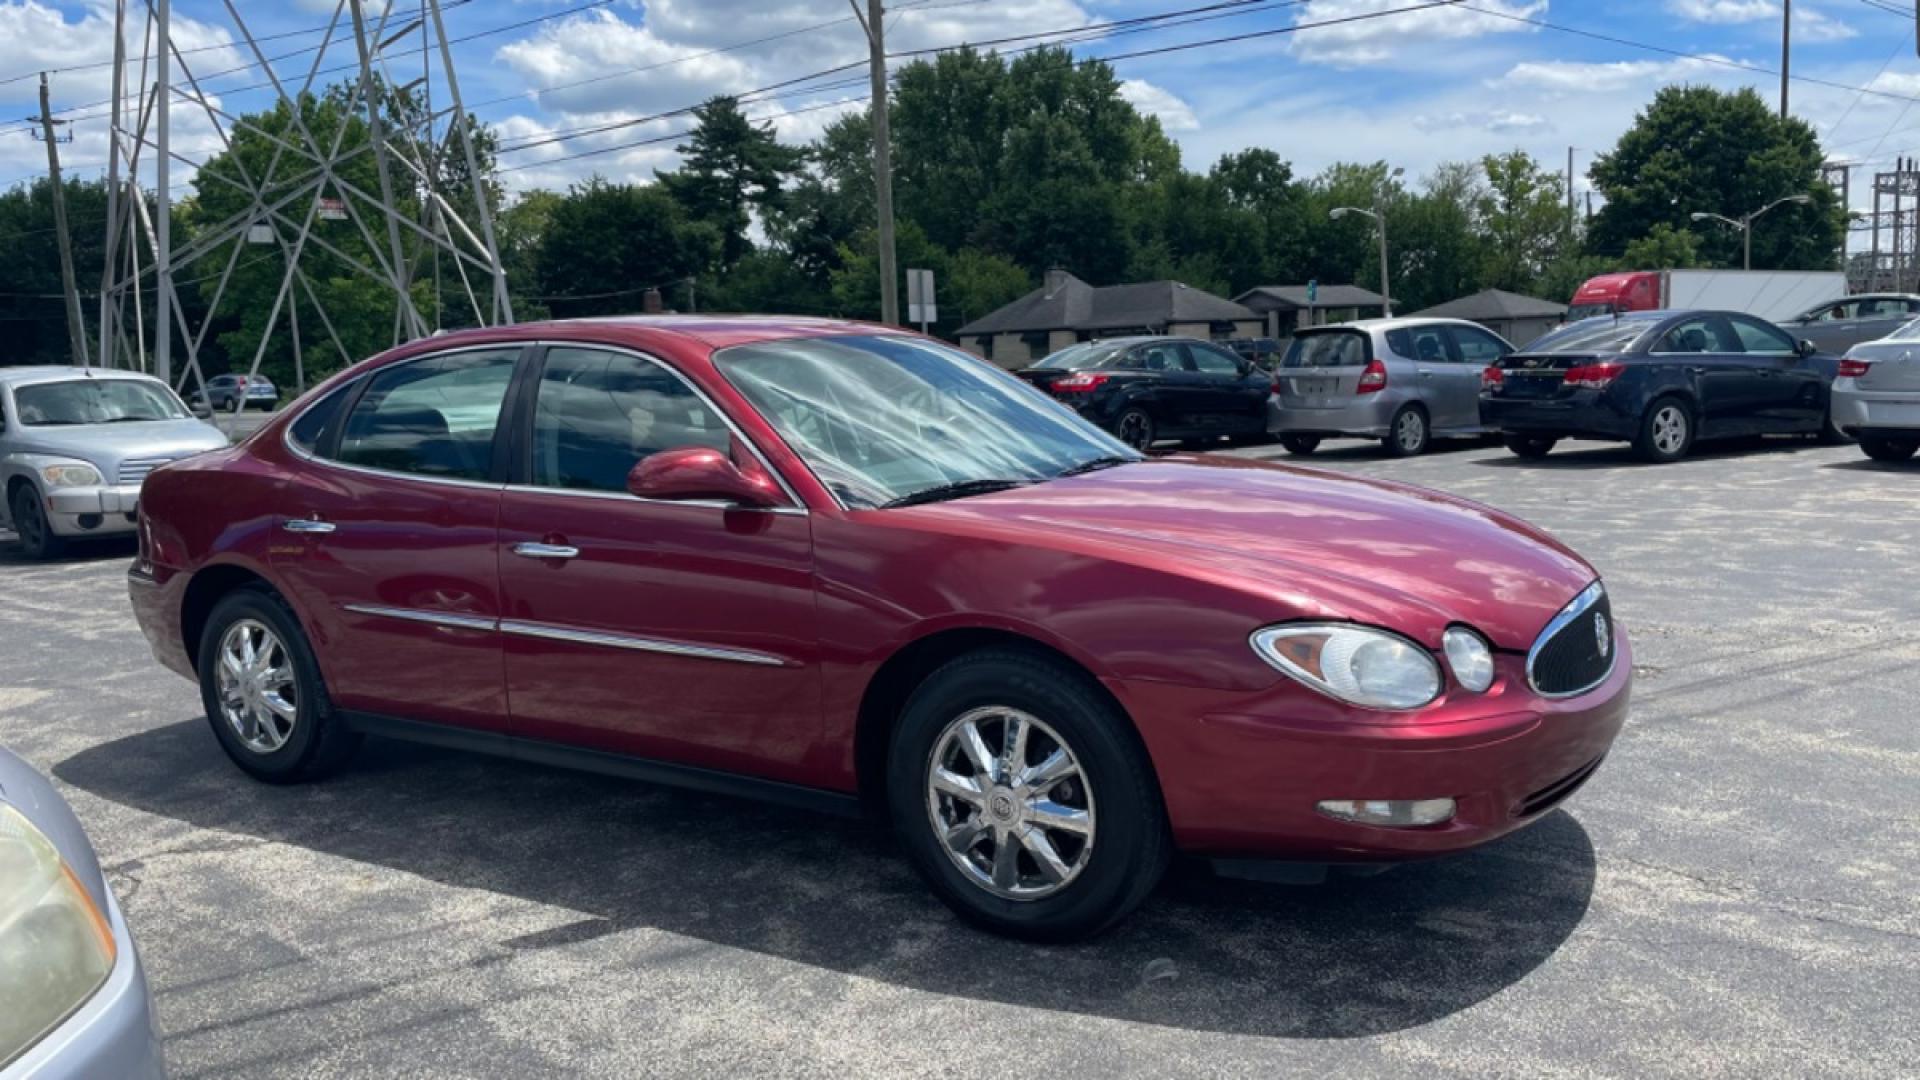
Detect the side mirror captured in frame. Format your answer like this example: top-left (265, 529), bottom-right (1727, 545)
top-left (1797, 339), bottom-right (1819, 357)
top-left (626, 446), bottom-right (784, 508)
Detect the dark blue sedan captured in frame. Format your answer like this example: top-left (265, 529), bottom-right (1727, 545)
top-left (1480, 310), bottom-right (1845, 463)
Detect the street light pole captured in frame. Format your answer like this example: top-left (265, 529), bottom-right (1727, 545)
top-left (1329, 205), bottom-right (1393, 315)
top-left (1689, 194), bottom-right (1812, 270)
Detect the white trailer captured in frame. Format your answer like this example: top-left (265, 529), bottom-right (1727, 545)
top-left (1660, 269), bottom-right (1847, 323)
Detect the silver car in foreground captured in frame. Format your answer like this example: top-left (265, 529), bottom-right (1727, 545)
top-left (1, 367), bottom-right (227, 559)
top-left (0, 747), bottom-right (164, 1079)
top-left (1268, 317), bottom-right (1515, 456)
top-left (1832, 317), bottom-right (1920, 463)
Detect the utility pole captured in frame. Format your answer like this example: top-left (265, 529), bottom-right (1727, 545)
top-left (155, 0), bottom-right (172, 384)
top-left (1566, 146), bottom-right (1576, 238)
top-left (1780, 0), bottom-right (1791, 117)
top-left (851, 0), bottom-right (898, 325)
top-left (36, 74), bottom-right (90, 367)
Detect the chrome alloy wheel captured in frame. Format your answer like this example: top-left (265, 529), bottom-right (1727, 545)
top-left (1116, 411), bottom-right (1151, 449)
top-left (215, 618), bottom-right (297, 753)
top-left (1395, 408), bottom-right (1426, 452)
top-left (925, 707), bottom-right (1095, 900)
top-left (1651, 404), bottom-right (1688, 455)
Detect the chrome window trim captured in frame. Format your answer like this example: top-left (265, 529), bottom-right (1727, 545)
top-left (525, 341), bottom-right (809, 511)
top-left (1525, 580), bottom-right (1616, 699)
top-left (342, 603), bottom-right (499, 633)
top-left (498, 619), bottom-right (789, 667)
top-left (499, 482), bottom-right (808, 515)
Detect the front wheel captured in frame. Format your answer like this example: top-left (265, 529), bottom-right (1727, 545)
top-left (6, 484), bottom-right (62, 559)
top-left (1633, 397), bottom-right (1694, 463)
top-left (1503, 434), bottom-right (1558, 459)
top-left (1112, 408), bottom-right (1156, 451)
top-left (1860, 435), bottom-right (1920, 462)
top-left (887, 649), bottom-right (1170, 942)
top-left (1383, 405), bottom-right (1429, 457)
top-left (197, 588), bottom-right (360, 784)
top-left (1279, 434), bottom-right (1321, 456)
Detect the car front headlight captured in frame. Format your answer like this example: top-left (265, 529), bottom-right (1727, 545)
top-left (0, 805), bottom-right (117, 1069)
top-left (1251, 624), bottom-right (1442, 710)
top-left (38, 460), bottom-right (104, 489)
top-left (1442, 626), bottom-right (1496, 692)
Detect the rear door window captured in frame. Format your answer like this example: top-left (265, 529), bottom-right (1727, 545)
top-left (1135, 342), bottom-right (1190, 372)
top-left (337, 348), bottom-right (519, 480)
top-left (530, 348), bottom-right (731, 493)
top-left (1658, 317), bottom-right (1742, 354)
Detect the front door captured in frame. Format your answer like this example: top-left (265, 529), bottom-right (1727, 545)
top-left (1656, 315), bottom-right (1766, 438)
top-left (495, 345), bottom-right (821, 783)
top-left (1727, 314), bottom-right (1823, 430)
top-left (1186, 340), bottom-right (1270, 435)
top-left (1441, 324), bottom-right (1512, 433)
top-left (271, 345), bottom-right (524, 732)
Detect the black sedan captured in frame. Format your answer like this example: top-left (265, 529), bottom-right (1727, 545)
top-left (1018, 336), bottom-right (1272, 449)
top-left (1480, 310), bottom-right (1845, 463)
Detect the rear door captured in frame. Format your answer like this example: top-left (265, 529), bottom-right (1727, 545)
top-left (1652, 315), bottom-right (1764, 437)
top-left (1133, 340), bottom-right (1200, 430)
top-left (271, 345), bottom-right (524, 732)
top-left (1727, 314), bottom-right (1822, 430)
top-left (495, 345), bottom-right (821, 782)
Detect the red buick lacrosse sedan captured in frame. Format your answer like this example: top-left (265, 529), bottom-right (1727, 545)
top-left (128, 317), bottom-right (1629, 940)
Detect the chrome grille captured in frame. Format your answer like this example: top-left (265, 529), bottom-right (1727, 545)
top-left (1527, 582), bottom-right (1616, 697)
top-left (117, 457), bottom-right (174, 485)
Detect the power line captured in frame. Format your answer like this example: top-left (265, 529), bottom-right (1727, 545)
top-left (1853, 0), bottom-right (1915, 18)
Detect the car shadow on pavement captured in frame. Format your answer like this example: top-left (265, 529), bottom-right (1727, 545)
top-left (1471, 436), bottom-right (1826, 470)
top-left (0, 533), bottom-right (137, 566)
top-left (58, 719), bottom-right (1596, 1040)
top-left (1821, 458), bottom-right (1918, 473)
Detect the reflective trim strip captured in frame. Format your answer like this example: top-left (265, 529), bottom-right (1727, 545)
top-left (342, 603), bottom-right (499, 632)
top-left (498, 619), bottom-right (788, 667)
top-left (1524, 580), bottom-right (1615, 699)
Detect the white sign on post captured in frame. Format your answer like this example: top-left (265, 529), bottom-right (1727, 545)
top-left (906, 268), bottom-right (937, 329)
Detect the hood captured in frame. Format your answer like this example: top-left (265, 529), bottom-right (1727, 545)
top-left (905, 455), bottom-right (1596, 651)
top-left (8, 418), bottom-right (228, 470)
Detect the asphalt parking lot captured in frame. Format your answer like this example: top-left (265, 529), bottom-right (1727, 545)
top-left (2, 435), bottom-right (1915, 1078)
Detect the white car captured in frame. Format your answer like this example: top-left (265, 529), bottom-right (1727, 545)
top-left (1832, 317), bottom-right (1920, 462)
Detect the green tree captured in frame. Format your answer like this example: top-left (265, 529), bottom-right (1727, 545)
top-left (1619, 222), bottom-right (1702, 270)
top-left (659, 96), bottom-right (806, 271)
top-left (1478, 151), bottom-right (1567, 292)
top-left (1588, 85), bottom-right (1842, 269)
top-left (532, 177), bottom-right (716, 317)
top-left (0, 177), bottom-right (112, 366)
top-left (1393, 162), bottom-right (1489, 312)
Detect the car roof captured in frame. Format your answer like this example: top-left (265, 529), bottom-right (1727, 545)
top-left (411, 314), bottom-right (895, 354)
top-left (0, 365), bottom-right (164, 387)
top-left (1302, 316), bottom-right (1489, 332)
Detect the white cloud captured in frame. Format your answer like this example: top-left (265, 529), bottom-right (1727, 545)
top-left (1414, 110), bottom-right (1551, 135)
top-left (1288, 0), bottom-right (1546, 67)
top-left (1119, 79), bottom-right (1198, 132)
top-left (1666, 0), bottom-right (1857, 42)
top-left (1866, 71), bottom-right (1920, 98)
top-left (1494, 55), bottom-right (1733, 96)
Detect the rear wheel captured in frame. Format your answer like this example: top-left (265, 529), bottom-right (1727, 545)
top-left (197, 588), bottom-right (359, 783)
top-left (1503, 434), bottom-right (1558, 459)
top-left (1113, 408), bottom-right (1155, 451)
top-left (887, 649), bottom-right (1169, 942)
top-left (1383, 405), bottom-right (1429, 457)
top-left (6, 484), bottom-right (62, 559)
top-left (1860, 435), bottom-right (1919, 462)
top-left (1279, 434), bottom-right (1321, 456)
top-left (1633, 397), bottom-right (1693, 463)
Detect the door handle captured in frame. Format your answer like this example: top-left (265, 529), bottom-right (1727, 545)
top-left (513, 541), bottom-right (579, 560)
top-left (1417, 368), bottom-right (1435, 377)
top-left (281, 518), bottom-right (335, 534)
top-left (1686, 366), bottom-right (1708, 375)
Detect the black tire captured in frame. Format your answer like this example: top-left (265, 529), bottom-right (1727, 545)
top-left (197, 587), bottom-right (359, 784)
top-left (1279, 434), bottom-right (1321, 456)
top-left (1113, 407), bottom-right (1156, 451)
top-left (886, 648), bottom-right (1170, 942)
top-left (1383, 405), bottom-right (1429, 457)
top-left (7, 483), bottom-right (63, 559)
top-left (1503, 434), bottom-right (1558, 460)
top-left (1633, 396), bottom-right (1694, 463)
top-left (1860, 435), bottom-right (1920, 462)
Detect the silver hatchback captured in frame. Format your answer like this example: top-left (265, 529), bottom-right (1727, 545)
top-left (1832, 317), bottom-right (1920, 463)
top-left (1268, 317), bottom-right (1515, 457)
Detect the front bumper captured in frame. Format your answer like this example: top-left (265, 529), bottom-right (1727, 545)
top-left (1832, 384), bottom-right (1920, 436)
top-left (1480, 390), bottom-right (1639, 441)
top-left (43, 486), bottom-right (142, 537)
top-left (1, 887), bottom-right (165, 1080)
top-left (1115, 633), bottom-right (1632, 860)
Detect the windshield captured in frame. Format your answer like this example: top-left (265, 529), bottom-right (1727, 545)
top-left (1033, 342), bottom-right (1127, 371)
top-left (1888, 317), bottom-right (1920, 341)
top-left (715, 334), bottom-right (1138, 509)
top-left (1565, 302), bottom-right (1613, 322)
top-left (12, 378), bottom-right (189, 426)
top-left (1522, 317), bottom-right (1656, 355)
top-left (1281, 331), bottom-right (1368, 368)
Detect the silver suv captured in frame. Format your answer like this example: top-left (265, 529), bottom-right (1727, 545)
top-left (1268, 317), bottom-right (1515, 457)
top-left (1, 366), bottom-right (227, 558)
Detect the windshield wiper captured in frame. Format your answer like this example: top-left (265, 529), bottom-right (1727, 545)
top-left (881, 478), bottom-right (1027, 509)
top-left (1054, 455), bottom-right (1136, 478)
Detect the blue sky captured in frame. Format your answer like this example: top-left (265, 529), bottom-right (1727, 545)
top-left (0, 0), bottom-right (1913, 231)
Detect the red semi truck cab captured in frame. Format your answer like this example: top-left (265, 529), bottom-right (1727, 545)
top-left (1568, 272), bottom-right (1660, 319)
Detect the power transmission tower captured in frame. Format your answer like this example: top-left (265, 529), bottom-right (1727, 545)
top-left (35, 73), bottom-right (90, 367)
top-left (851, 0), bottom-right (899, 326)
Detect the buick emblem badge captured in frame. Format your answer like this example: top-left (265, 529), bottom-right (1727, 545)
top-left (1594, 612), bottom-right (1610, 657)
